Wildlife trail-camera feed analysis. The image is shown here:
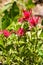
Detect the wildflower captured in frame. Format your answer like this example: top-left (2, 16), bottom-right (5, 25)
top-left (18, 9), bottom-right (32, 23)
top-left (17, 28), bottom-right (25, 36)
top-left (28, 16), bottom-right (39, 26)
top-left (3, 30), bottom-right (10, 37)
top-left (23, 9), bottom-right (32, 18)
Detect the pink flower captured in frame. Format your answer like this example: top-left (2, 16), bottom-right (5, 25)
top-left (28, 16), bottom-right (39, 26)
top-left (18, 9), bottom-right (32, 23)
top-left (17, 28), bottom-right (25, 36)
top-left (3, 30), bottom-right (10, 37)
top-left (23, 9), bottom-right (32, 18)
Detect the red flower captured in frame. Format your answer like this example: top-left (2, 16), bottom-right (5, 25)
top-left (17, 28), bottom-right (25, 36)
top-left (18, 9), bottom-right (32, 23)
top-left (3, 30), bottom-right (10, 37)
top-left (23, 9), bottom-right (32, 18)
top-left (28, 16), bottom-right (39, 26)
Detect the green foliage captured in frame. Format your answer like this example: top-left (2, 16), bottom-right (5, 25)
top-left (0, 0), bottom-right (43, 65)
top-left (1, 2), bottom-right (19, 29)
top-left (0, 27), bottom-right (43, 65)
top-left (25, 0), bottom-right (34, 9)
top-left (23, 22), bottom-right (29, 30)
top-left (0, 3), bottom-right (12, 14)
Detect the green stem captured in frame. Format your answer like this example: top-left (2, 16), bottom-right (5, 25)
top-left (0, 16), bottom-right (2, 30)
top-left (35, 27), bottom-right (38, 51)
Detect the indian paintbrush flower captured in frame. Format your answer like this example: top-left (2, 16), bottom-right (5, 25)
top-left (17, 28), bottom-right (25, 36)
top-left (3, 30), bottom-right (10, 37)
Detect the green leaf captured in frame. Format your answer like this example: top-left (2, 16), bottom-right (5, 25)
top-left (37, 30), bottom-right (42, 38)
top-left (38, 50), bottom-right (43, 57)
top-left (2, 2), bottom-right (19, 29)
top-left (9, 2), bottom-right (19, 19)
top-left (40, 29), bottom-right (43, 37)
top-left (0, 3), bottom-right (12, 14)
top-left (2, 18), bottom-right (11, 29)
top-left (23, 22), bottom-right (29, 30)
top-left (26, 0), bottom-right (34, 9)
top-left (0, 16), bottom-right (2, 30)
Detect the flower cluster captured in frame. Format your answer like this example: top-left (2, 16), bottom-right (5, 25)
top-left (18, 9), bottom-right (39, 27)
top-left (17, 9), bottom-right (40, 36)
top-left (0, 9), bottom-right (40, 37)
top-left (0, 28), bottom-right (25, 37)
